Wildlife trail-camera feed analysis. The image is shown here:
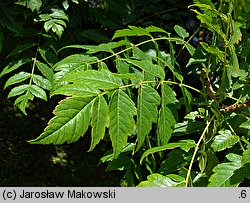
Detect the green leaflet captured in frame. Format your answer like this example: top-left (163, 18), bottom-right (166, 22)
top-left (158, 55), bottom-right (183, 82)
top-left (136, 85), bottom-right (160, 150)
top-left (53, 54), bottom-right (97, 84)
top-left (112, 25), bottom-right (167, 40)
top-left (200, 42), bottom-right (225, 62)
top-left (109, 90), bottom-right (137, 158)
top-left (7, 43), bottom-right (36, 58)
top-left (28, 84), bottom-right (47, 101)
top-left (208, 153), bottom-right (242, 187)
top-left (60, 40), bottom-right (128, 54)
top-left (226, 16), bottom-right (242, 46)
top-left (138, 173), bottom-right (185, 187)
top-left (0, 58), bottom-right (31, 78)
top-left (36, 7), bottom-right (69, 38)
top-left (211, 130), bottom-right (239, 152)
top-left (52, 84), bottom-right (100, 97)
top-left (38, 47), bottom-right (58, 67)
top-left (14, 92), bottom-right (34, 115)
top-left (174, 25), bottom-right (189, 39)
top-left (32, 74), bottom-right (52, 91)
top-left (4, 71), bottom-right (31, 89)
top-left (8, 84), bottom-right (47, 114)
top-left (125, 59), bottom-right (165, 80)
top-left (181, 86), bottom-right (192, 113)
top-left (7, 85), bottom-right (29, 98)
top-left (159, 149), bottom-right (193, 174)
top-left (99, 143), bottom-right (136, 164)
top-left (157, 84), bottom-right (179, 145)
top-left (36, 61), bottom-right (54, 81)
top-left (240, 120), bottom-right (250, 129)
top-left (61, 69), bottom-right (120, 90)
top-left (140, 140), bottom-right (195, 164)
top-left (242, 146), bottom-right (250, 165)
top-left (89, 95), bottom-right (109, 151)
top-left (29, 97), bottom-right (93, 144)
top-left (53, 54), bottom-right (97, 71)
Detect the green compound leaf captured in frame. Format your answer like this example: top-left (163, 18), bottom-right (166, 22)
top-left (89, 95), bottom-right (109, 151)
top-left (136, 85), bottom-right (161, 150)
top-left (208, 153), bottom-right (242, 187)
top-left (109, 90), bottom-right (137, 158)
top-left (138, 173), bottom-right (185, 187)
top-left (140, 140), bottom-right (195, 164)
top-left (29, 97), bottom-right (93, 144)
top-left (211, 130), bottom-right (239, 152)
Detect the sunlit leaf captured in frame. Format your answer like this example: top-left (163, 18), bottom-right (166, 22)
top-left (62, 69), bottom-right (120, 90)
top-left (0, 58), bottom-right (31, 78)
top-left (29, 97), bottom-right (93, 144)
top-left (211, 130), bottom-right (239, 152)
top-left (138, 173), bottom-right (185, 187)
top-left (208, 153), bottom-right (242, 187)
top-left (4, 72), bottom-right (31, 89)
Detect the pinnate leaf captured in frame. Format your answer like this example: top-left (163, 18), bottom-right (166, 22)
top-left (109, 90), bottom-right (137, 158)
top-left (29, 97), bottom-right (93, 144)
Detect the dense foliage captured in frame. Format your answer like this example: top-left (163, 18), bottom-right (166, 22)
top-left (1, 0), bottom-right (250, 186)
